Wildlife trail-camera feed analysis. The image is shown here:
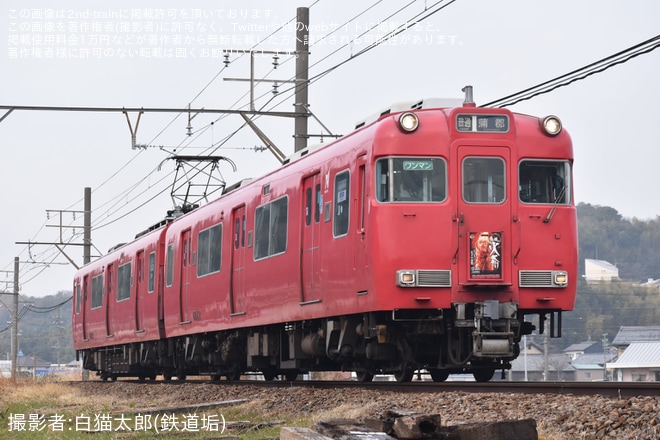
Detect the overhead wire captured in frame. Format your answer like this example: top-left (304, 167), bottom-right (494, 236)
top-left (308, 0), bottom-right (458, 85)
top-left (483, 34), bottom-right (660, 108)
top-left (25, 296), bottom-right (72, 313)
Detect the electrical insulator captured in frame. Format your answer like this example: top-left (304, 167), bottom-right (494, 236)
top-left (272, 54), bottom-right (279, 69)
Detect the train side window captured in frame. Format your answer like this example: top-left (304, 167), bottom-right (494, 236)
top-left (117, 262), bottom-right (132, 301)
top-left (235, 218), bottom-right (241, 249)
top-left (254, 204), bottom-right (271, 259)
top-left (166, 244), bottom-right (174, 287)
top-left (305, 187), bottom-right (312, 226)
top-left (198, 223), bottom-right (222, 277)
top-left (254, 196), bottom-right (289, 260)
top-left (519, 160), bottom-right (571, 205)
top-left (315, 184), bottom-right (321, 223)
top-left (148, 252), bottom-right (156, 293)
top-left (333, 170), bottom-right (350, 237)
top-left (376, 157), bottom-right (446, 203)
top-left (462, 157), bottom-right (505, 204)
top-left (270, 197), bottom-right (288, 255)
top-left (83, 276), bottom-right (89, 308)
top-left (241, 215), bottom-right (246, 247)
top-left (75, 282), bottom-right (81, 314)
top-left (91, 274), bottom-right (103, 309)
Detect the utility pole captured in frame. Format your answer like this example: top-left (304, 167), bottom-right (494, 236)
top-left (543, 318), bottom-right (549, 381)
top-left (1, 259), bottom-right (20, 380)
top-left (83, 187), bottom-right (91, 265)
top-left (602, 333), bottom-right (609, 381)
top-left (294, 6), bottom-right (310, 152)
top-left (11, 257), bottom-right (18, 380)
top-left (53, 307), bottom-right (64, 367)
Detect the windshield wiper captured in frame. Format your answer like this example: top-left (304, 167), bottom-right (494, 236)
top-left (543, 185), bottom-right (567, 223)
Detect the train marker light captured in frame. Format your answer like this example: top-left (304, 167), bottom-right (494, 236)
top-left (541, 115), bottom-right (562, 136)
top-left (398, 112), bottom-right (419, 133)
top-left (553, 271), bottom-right (568, 286)
top-left (397, 270), bottom-right (416, 287)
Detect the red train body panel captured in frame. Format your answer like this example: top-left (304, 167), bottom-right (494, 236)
top-left (72, 227), bottom-right (165, 349)
top-left (73, 95), bottom-right (577, 382)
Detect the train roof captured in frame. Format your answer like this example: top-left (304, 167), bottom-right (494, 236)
top-left (354, 97), bottom-right (463, 129)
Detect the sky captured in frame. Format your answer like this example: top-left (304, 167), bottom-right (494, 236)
top-left (1, 0), bottom-right (659, 298)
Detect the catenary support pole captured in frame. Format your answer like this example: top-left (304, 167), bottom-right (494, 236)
top-left (11, 257), bottom-right (18, 381)
top-left (84, 187), bottom-right (91, 265)
top-left (294, 7), bottom-right (310, 152)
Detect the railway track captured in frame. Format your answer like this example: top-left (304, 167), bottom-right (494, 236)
top-left (345, 380), bottom-right (660, 398)
top-left (92, 378), bottom-right (660, 398)
top-left (67, 378), bottom-right (660, 438)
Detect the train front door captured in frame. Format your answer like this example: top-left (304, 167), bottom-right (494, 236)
top-left (301, 173), bottom-right (322, 304)
top-left (230, 205), bottom-right (247, 315)
top-left (456, 146), bottom-right (513, 288)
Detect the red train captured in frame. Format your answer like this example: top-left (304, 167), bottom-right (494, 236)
top-left (72, 87), bottom-right (577, 382)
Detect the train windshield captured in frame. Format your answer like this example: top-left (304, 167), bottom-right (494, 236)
top-left (462, 157), bottom-right (506, 204)
top-left (376, 157), bottom-right (446, 203)
top-left (519, 160), bottom-right (571, 205)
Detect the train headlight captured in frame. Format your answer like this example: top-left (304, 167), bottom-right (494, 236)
top-left (398, 112), bottom-right (419, 133)
top-left (541, 115), bottom-right (562, 136)
top-left (396, 270), bottom-right (416, 287)
top-left (553, 271), bottom-right (568, 287)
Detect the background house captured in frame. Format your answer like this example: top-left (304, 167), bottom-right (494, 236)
top-left (606, 326), bottom-right (660, 382)
top-left (606, 341), bottom-right (660, 382)
top-left (0, 356), bottom-right (51, 378)
top-left (611, 326), bottom-right (660, 356)
top-left (563, 339), bottom-right (615, 381)
top-left (584, 259), bottom-right (619, 283)
top-left (507, 352), bottom-right (575, 381)
top-left (572, 352), bottom-right (617, 381)
top-left (563, 339), bottom-right (602, 362)
top-left (639, 278), bottom-right (660, 290)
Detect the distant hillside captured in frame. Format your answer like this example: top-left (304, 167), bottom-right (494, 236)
top-left (577, 202), bottom-right (660, 282)
top-left (0, 291), bottom-right (74, 365)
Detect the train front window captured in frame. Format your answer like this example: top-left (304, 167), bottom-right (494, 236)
top-left (462, 157), bottom-right (505, 204)
top-left (519, 160), bottom-right (571, 205)
top-left (376, 157), bottom-right (446, 203)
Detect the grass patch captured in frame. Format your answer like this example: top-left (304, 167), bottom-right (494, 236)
top-left (0, 378), bottom-right (309, 439)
